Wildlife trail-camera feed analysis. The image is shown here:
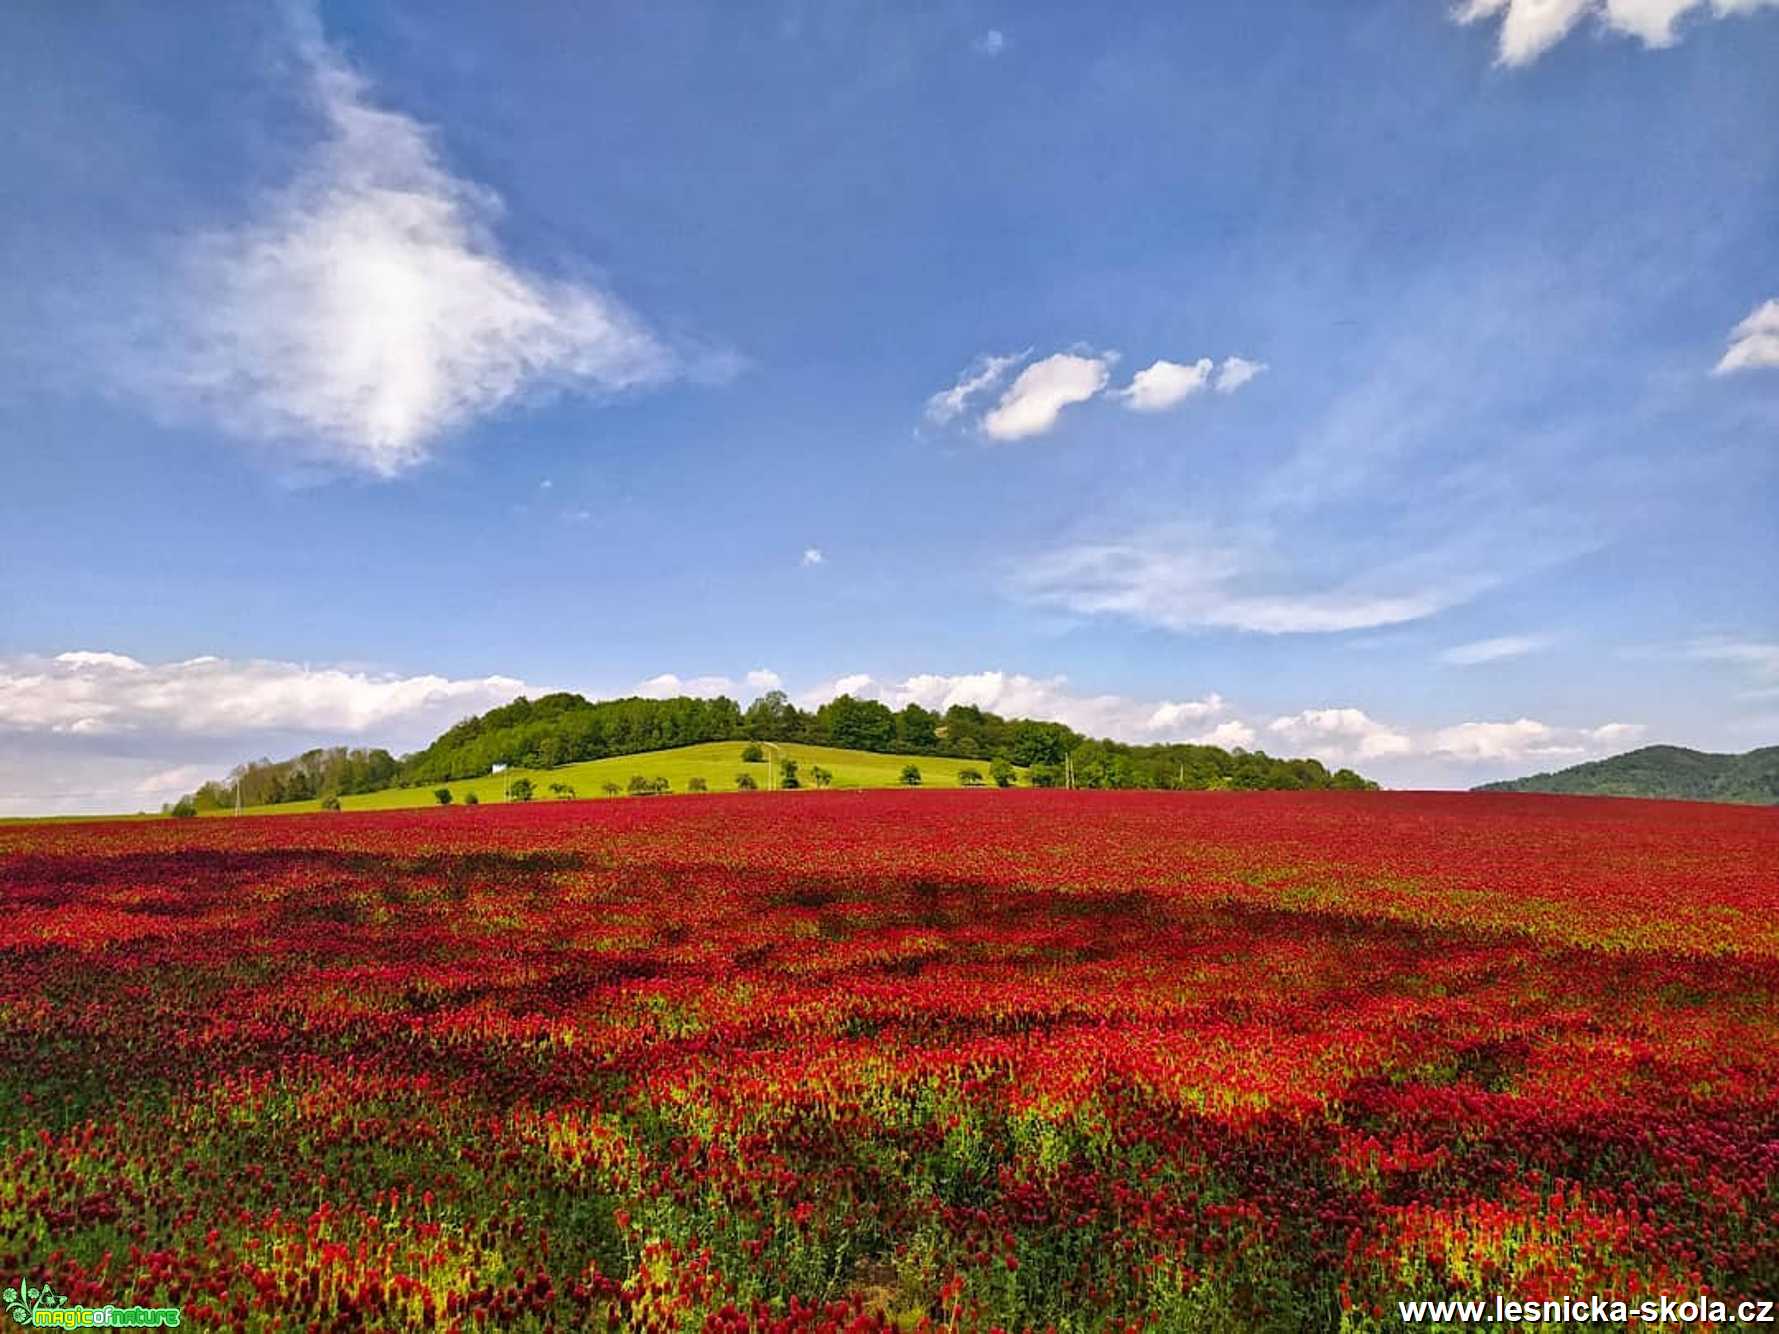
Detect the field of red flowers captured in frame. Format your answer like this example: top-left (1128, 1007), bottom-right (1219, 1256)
top-left (2, 789), bottom-right (1776, 1330)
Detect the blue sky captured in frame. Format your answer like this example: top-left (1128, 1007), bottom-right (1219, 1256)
top-left (2, 0), bottom-right (1776, 812)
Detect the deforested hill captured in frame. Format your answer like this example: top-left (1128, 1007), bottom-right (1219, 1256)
top-left (1474, 744), bottom-right (1779, 805)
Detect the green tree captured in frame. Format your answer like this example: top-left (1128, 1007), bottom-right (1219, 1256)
top-left (990, 756), bottom-right (1015, 788)
top-left (780, 757), bottom-right (800, 789)
top-left (742, 690), bottom-right (799, 741)
top-left (433, 787), bottom-right (453, 806)
top-left (462, 792), bottom-right (478, 806)
top-left (320, 795), bottom-right (342, 811)
top-left (818, 695), bottom-right (897, 751)
top-left (508, 777), bottom-right (534, 802)
top-left (168, 797), bottom-right (199, 819)
top-left (741, 742), bottom-right (765, 763)
top-left (896, 704), bottom-right (939, 752)
top-left (602, 781), bottom-right (620, 796)
top-left (899, 764), bottom-right (923, 787)
top-left (958, 767), bottom-right (985, 787)
top-left (809, 765), bottom-right (832, 789)
top-left (735, 772), bottom-right (758, 790)
top-left (548, 782), bottom-right (576, 799)
top-left (652, 776), bottom-right (671, 795)
top-left (688, 776), bottom-right (708, 793)
top-left (627, 775), bottom-right (653, 795)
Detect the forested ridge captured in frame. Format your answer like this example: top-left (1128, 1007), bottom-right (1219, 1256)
top-left (1475, 744), bottom-right (1779, 804)
top-left (177, 689), bottom-right (1377, 810)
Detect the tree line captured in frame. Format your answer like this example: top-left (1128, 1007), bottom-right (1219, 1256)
top-left (171, 689), bottom-right (1376, 811)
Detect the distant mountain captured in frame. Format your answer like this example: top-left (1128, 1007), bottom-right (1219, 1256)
top-left (1474, 744), bottom-right (1779, 805)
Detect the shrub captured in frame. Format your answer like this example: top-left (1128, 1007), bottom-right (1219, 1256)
top-left (601, 781), bottom-right (620, 796)
top-left (741, 742), bottom-right (766, 763)
top-left (780, 758), bottom-right (800, 789)
top-left (688, 776), bottom-right (708, 793)
top-left (736, 773), bottom-right (758, 791)
top-left (508, 778), bottom-right (534, 802)
top-left (548, 782), bottom-right (576, 799)
top-left (958, 768), bottom-right (985, 787)
top-left (990, 757), bottom-right (1016, 788)
top-left (810, 766), bottom-right (833, 789)
top-left (627, 775), bottom-right (653, 796)
top-left (169, 797), bottom-right (199, 819)
top-left (899, 764), bottom-right (923, 787)
top-left (434, 788), bottom-right (453, 806)
top-left (462, 793), bottom-right (478, 806)
top-left (652, 777), bottom-right (671, 795)
top-left (320, 795), bottom-right (342, 812)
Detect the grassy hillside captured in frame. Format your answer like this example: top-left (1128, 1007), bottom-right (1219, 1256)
top-left (1475, 744), bottom-right (1779, 804)
top-left (209, 741), bottom-right (1018, 816)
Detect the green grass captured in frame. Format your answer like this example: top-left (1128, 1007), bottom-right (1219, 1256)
top-left (207, 742), bottom-right (1017, 816)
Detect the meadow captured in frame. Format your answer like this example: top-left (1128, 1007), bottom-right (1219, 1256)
top-left (2, 790), bottom-right (1777, 1329)
top-left (211, 742), bottom-right (1017, 816)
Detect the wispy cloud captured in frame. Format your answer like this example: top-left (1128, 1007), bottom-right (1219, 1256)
top-left (1213, 356), bottom-right (1266, 394)
top-left (801, 547), bottom-right (826, 567)
top-left (1012, 527), bottom-right (1487, 635)
top-left (1682, 636), bottom-right (1779, 683)
top-left (923, 350), bottom-right (1029, 426)
top-left (1714, 298), bottom-right (1779, 375)
top-left (1439, 634), bottom-right (1551, 666)
top-left (141, 29), bottom-right (678, 476)
top-left (972, 29), bottom-right (1007, 56)
top-left (1456, 0), bottom-right (1779, 67)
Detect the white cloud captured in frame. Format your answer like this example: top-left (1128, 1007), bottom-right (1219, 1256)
top-left (1145, 694), bottom-right (1227, 731)
top-left (0, 650), bottom-right (541, 816)
top-left (794, 670), bottom-right (1229, 744)
top-left (1014, 529), bottom-right (1479, 635)
top-left (1193, 720), bottom-right (1257, 750)
top-left (982, 353), bottom-right (1113, 441)
top-left (1438, 634), bottom-right (1550, 665)
top-left (1213, 356), bottom-right (1267, 394)
top-left (1456, 0), bottom-right (1589, 66)
top-left (0, 650), bottom-right (525, 738)
top-left (1269, 708), bottom-right (1415, 761)
top-left (636, 669), bottom-right (785, 701)
top-left (1266, 707), bottom-right (1644, 769)
top-left (1589, 721), bottom-right (1647, 746)
top-left (1432, 717), bottom-right (1582, 762)
top-left (149, 35), bottom-right (675, 476)
top-left (134, 763), bottom-right (217, 794)
top-left (924, 350), bottom-right (1029, 426)
top-left (1714, 299), bottom-right (1779, 375)
top-left (1456, 0), bottom-right (1779, 65)
top-left (635, 673), bottom-right (738, 700)
top-left (1118, 358), bottom-right (1212, 413)
top-left (801, 547), bottom-right (826, 567)
top-left (972, 29), bottom-right (1007, 56)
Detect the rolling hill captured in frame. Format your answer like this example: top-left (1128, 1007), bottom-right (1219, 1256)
top-left (1474, 744), bottom-right (1779, 805)
top-left (207, 741), bottom-right (1016, 816)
